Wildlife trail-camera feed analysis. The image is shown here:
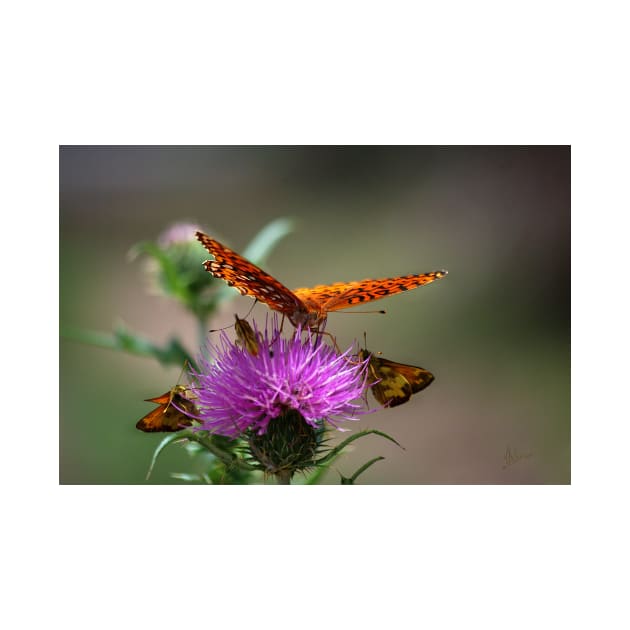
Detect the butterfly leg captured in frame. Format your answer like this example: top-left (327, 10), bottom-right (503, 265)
top-left (266, 314), bottom-right (286, 351)
top-left (307, 321), bottom-right (340, 352)
top-left (317, 330), bottom-right (341, 353)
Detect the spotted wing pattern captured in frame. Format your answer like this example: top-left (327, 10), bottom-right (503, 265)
top-left (196, 232), bottom-right (305, 316)
top-left (359, 349), bottom-right (435, 408)
top-left (196, 231), bottom-right (447, 326)
top-left (293, 272), bottom-right (447, 312)
top-left (136, 385), bottom-right (197, 432)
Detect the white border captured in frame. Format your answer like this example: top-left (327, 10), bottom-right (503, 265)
top-left (5, 1), bottom-right (629, 628)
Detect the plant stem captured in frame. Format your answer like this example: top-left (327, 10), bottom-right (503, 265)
top-left (275, 470), bottom-right (292, 484)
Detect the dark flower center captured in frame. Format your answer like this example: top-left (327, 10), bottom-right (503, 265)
top-left (247, 409), bottom-right (324, 478)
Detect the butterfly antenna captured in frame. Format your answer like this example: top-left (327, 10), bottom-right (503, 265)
top-left (243, 300), bottom-right (257, 319)
top-left (209, 301), bottom-right (259, 333)
top-left (332, 309), bottom-right (387, 315)
top-left (165, 361), bottom-right (191, 409)
top-left (361, 332), bottom-right (382, 357)
top-left (175, 360), bottom-right (189, 386)
top-left (209, 319), bottom-right (241, 333)
top-left (209, 323), bottom-right (232, 333)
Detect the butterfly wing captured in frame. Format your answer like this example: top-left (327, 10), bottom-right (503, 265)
top-left (234, 314), bottom-right (260, 356)
top-left (136, 387), bottom-right (196, 432)
top-left (294, 271), bottom-right (447, 313)
top-left (360, 350), bottom-right (435, 408)
top-left (381, 360), bottom-right (434, 395)
top-left (365, 356), bottom-right (414, 407)
top-left (196, 232), bottom-right (306, 316)
top-left (144, 392), bottom-right (172, 405)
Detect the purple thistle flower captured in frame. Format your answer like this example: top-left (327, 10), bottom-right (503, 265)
top-left (188, 317), bottom-right (369, 438)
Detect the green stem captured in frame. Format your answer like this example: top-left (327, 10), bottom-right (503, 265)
top-left (192, 433), bottom-right (257, 472)
top-left (275, 470), bottom-right (292, 484)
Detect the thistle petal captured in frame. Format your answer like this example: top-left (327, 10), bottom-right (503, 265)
top-left (186, 316), bottom-right (369, 437)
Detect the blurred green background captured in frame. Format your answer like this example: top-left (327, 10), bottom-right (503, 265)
top-left (60, 146), bottom-right (569, 484)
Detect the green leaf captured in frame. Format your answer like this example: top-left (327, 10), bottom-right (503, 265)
top-left (185, 432), bottom-right (257, 473)
top-left (183, 440), bottom-right (204, 456)
top-left (145, 432), bottom-right (192, 480)
top-left (340, 456), bottom-right (385, 484)
top-left (61, 324), bottom-right (194, 369)
top-left (242, 217), bottom-right (295, 262)
top-left (143, 431), bottom-right (255, 484)
top-left (315, 429), bottom-right (403, 468)
top-left (170, 472), bottom-right (203, 482)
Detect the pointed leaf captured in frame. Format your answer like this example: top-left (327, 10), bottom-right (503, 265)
top-left (340, 456), bottom-right (385, 484)
top-left (170, 472), bottom-right (203, 482)
top-left (61, 325), bottom-right (193, 368)
top-left (315, 429), bottom-right (403, 467)
top-left (242, 217), bottom-right (295, 262)
top-left (145, 431), bottom-right (193, 480)
top-left (186, 432), bottom-right (257, 472)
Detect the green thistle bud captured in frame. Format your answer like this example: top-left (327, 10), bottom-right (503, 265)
top-left (246, 410), bottom-right (326, 483)
top-left (129, 222), bottom-right (219, 318)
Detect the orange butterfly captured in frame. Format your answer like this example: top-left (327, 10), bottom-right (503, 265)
top-left (135, 385), bottom-right (197, 432)
top-left (196, 231), bottom-right (447, 328)
top-left (359, 348), bottom-right (434, 408)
